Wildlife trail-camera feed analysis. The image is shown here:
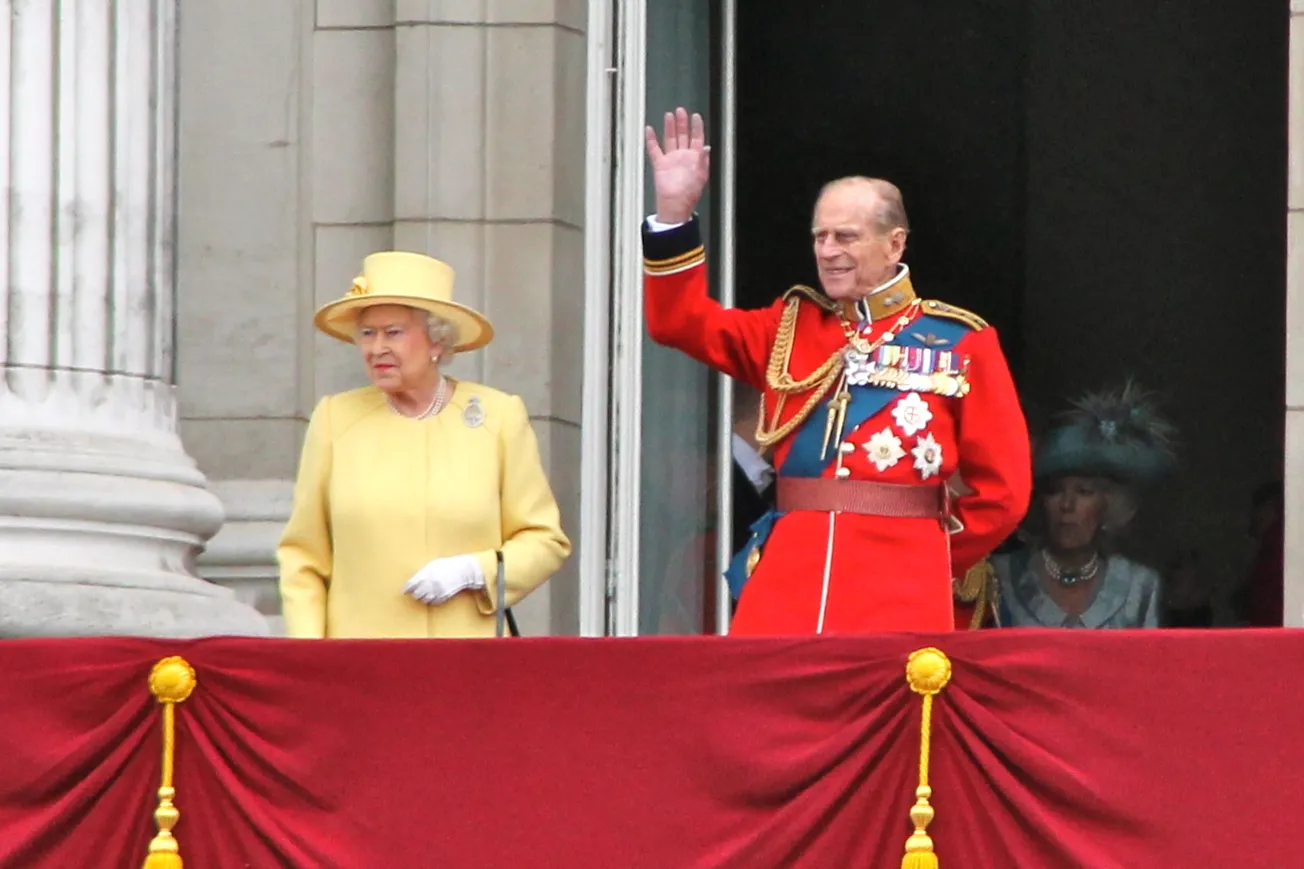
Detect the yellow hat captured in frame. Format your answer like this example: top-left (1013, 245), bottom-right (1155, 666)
top-left (313, 251), bottom-right (494, 351)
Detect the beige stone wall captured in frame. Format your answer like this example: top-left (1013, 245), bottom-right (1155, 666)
top-left (1288, 4), bottom-right (1304, 628)
top-left (176, 0), bottom-right (587, 635)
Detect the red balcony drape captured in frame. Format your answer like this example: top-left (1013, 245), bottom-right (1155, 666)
top-left (0, 631), bottom-right (1298, 868)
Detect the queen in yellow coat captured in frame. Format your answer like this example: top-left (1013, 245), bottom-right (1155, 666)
top-left (277, 251), bottom-right (572, 638)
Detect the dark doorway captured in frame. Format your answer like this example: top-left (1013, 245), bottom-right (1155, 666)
top-left (735, 0), bottom-right (1029, 374)
top-left (732, 0), bottom-right (1288, 621)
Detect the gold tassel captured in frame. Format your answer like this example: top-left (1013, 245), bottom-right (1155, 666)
top-left (143, 853), bottom-right (183, 869)
top-left (142, 657), bottom-right (197, 869)
top-left (901, 647), bottom-right (953, 869)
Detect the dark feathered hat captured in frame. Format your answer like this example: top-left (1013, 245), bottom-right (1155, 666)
top-left (1034, 380), bottom-right (1178, 488)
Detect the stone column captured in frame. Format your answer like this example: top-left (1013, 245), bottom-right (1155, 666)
top-left (0, 0), bottom-right (266, 637)
top-left (390, 2), bottom-right (587, 635)
top-left (1289, 2), bottom-right (1304, 628)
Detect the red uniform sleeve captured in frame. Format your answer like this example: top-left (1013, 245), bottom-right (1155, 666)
top-left (948, 326), bottom-right (1032, 574)
top-left (642, 217), bottom-right (781, 390)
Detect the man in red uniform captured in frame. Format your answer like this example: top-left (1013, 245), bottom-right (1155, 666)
top-left (644, 107), bottom-right (1031, 635)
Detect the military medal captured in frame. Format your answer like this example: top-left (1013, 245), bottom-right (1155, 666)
top-left (911, 433), bottom-right (944, 480)
top-left (864, 427), bottom-right (906, 471)
top-left (845, 339), bottom-right (971, 397)
top-left (891, 392), bottom-right (933, 436)
top-left (827, 301), bottom-right (921, 459)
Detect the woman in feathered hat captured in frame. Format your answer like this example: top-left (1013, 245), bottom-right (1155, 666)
top-left (276, 252), bottom-right (572, 638)
top-left (993, 381), bottom-right (1176, 629)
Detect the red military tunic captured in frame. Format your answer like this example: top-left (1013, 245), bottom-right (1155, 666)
top-left (643, 217), bottom-right (1031, 635)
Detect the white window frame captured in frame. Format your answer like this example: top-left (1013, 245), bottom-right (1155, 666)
top-left (578, 0), bottom-right (620, 637)
top-left (603, 0), bottom-right (649, 637)
top-left (580, 0), bottom-right (739, 637)
top-left (713, 0), bottom-right (738, 635)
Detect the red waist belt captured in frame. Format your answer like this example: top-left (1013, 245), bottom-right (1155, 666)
top-left (777, 477), bottom-right (947, 519)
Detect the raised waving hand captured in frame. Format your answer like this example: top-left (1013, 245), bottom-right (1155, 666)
top-left (645, 107), bottom-right (711, 225)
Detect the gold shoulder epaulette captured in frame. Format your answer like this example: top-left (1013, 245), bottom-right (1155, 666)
top-left (922, 299), bottom-right (988, 330)
top-left (781, 284), bottom-right (838, 313)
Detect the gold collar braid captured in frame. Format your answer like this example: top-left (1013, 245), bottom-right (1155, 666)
top-left (755, 293), bottom-right (846, 449)
top-left (755, 287), bottom-right (922, 450)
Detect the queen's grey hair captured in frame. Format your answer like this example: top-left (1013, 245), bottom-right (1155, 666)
top-left (421, 310), bottom-right (458, 366)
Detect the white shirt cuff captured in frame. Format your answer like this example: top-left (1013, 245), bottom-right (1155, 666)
top-left (645, 214), bottom-right (687, 233)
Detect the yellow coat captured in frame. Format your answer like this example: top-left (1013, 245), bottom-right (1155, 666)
top-left (277, 381), bottom-right (572, 638)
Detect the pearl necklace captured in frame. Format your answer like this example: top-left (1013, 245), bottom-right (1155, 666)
top-left (387, 377), bottom-right (450, 420)
top-left (1041, 548), bottom-right (1101, 586)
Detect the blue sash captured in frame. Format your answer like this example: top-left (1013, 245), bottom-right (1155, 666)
top-left (723, 312), bottom-right (974, 601)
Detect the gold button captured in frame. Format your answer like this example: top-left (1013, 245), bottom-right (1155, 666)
top-left (836, 467), bottom-right (851, 479)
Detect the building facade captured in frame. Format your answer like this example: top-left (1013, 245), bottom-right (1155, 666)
top-left (181, 1), bottom-right (590, 636)
top-left (2, 1), bottom-right (1300, 637)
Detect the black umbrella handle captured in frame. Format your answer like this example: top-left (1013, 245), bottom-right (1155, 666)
top-left (493, 551), bottom-right (521, 637)
top-left (494, 551), bottom-right (506, 638)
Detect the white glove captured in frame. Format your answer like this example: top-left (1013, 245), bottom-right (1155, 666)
top-left (403, 554), bottom-right (486, 605)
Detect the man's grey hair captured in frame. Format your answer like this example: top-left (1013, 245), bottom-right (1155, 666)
top-left (817, 176), bottom-right (911, 235)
